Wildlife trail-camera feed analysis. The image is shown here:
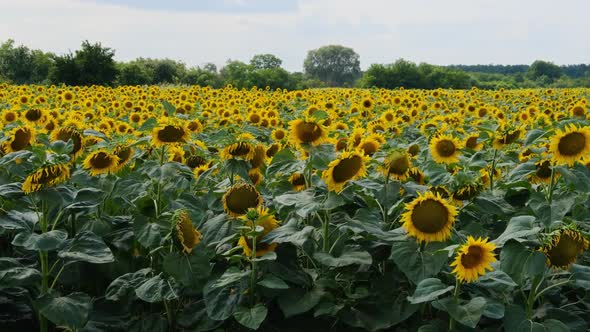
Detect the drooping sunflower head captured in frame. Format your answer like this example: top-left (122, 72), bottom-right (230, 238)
top-left (452, 182), bottom-right (482, 202)
top-left (530, 159), bottom-right (556, 184)
top-left (248, 168), bottom-right (263, 186)
top-left (382, 149), bottom-right (411, 180)
top-left (167, 145), bottom-right (185, 163)
top-left (464, 133), bottom-right (483, 151)
top-left (549, 124), bottom-right (590, 166)
top-left (288, 172), bottom-right (306, 192)
top-left (113, 144), bottom-right (134, 170)
top-left (221, 141), bottom-right (255, 160)
top-left (401, 191), bottom-right (458, 243)
top-left (358, 137), bottom-right (381, 157)
top-left (222, 182), bottom-right (263, 217)
top-left (23, 108), bottom-right (46, 124)
top-left (429, 134), bottom-right (463, 164)
top-left (22, 164), bottom-right (71, 194)
top-left (289, 118), bottom-right (328, 146)
top-left (322, 150), bottom-right (368, 193)
top-left (541, 228), bottom-right (589, 269)
top-left (172, 210), bottom-right (202, 254)
top-left (451, 236), bottom-right (497, 283)
top-left (152, 120), bottom-right (189, 147)
top-left (50, 127), bottom-right (84, 158)
top-left (493, 127), bottom-right (523, 150)
top-left (237, 207), bottom-right (280, 257)
top-left (3, 126), bottom-right (35, 153)
top-left (248, 144), bottom-right (267, 169)
top-left (83, 150), bottom-right (120, 176)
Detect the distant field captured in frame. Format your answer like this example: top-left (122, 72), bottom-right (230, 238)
top-left (1, 84), bottom-right (589, 331)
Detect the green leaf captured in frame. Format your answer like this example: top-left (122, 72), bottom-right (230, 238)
top-left (12, 230), bottom-right (68, 251)
top-left (162, 249), bottom-right (211, 287)
top-left (313, 250), bottom-right (372, 267)
top-left (233, 304), bottom-right (268, 330)
top-left (203, 277), bottom-right (244, 321)
top-left (177, 300), bottom-right (222, 332)
top-left (37, 292), bottom-right (91, 330)
top-left (161, 100), bottom-right (176, 115)
top-left (105, 268), bottom-right (151, 301)
top-left (500, 240), bottom-right (546, 285)
top-left (274, 190), bottom-right (320, 218)
top-left (134, 217), bottom-right (164, 248)
top-left (503, 304), bottom-right (527, 332)
top-left (266, 148), bottom-right (301, 176)
top-left (482, 298), bottom-right (505, 319)
top-left (211, 268), bottom-right (249, 289)
top-left (493, 215), bottom-right (541, 246)
top-left (258, 275), bottom-right (289, 289)
top-left (570, 264), bottom-right (590, 289)
top-left (524, 129), bottom-right (548, 146)
top-left (135, 273), bottom-right (179, 303)
top-left (557, 164), bottom-right (590, 192)
top-left (0, 267), bottom-right (41, 288)
top-left (476, 269), bottom-right (517, 291)
top-left (472, 192), bottom-right (515, 216)
top-left (407, 278), bottom-right (454, 304)
top-left (390, 240), bottom-right (448, 284)
top-left (263, 219), bottom-right (315, 247)
top-left (339, 293), bottom-right (418, 332)
top-left (545, 308), bottom-right (588, 332)
top-left (278, 286), bottom-right (324, 318)
top-left (434, 297), bottom-right (486, 329)
top-left (138, 117), bottom-right (158, 131)
top-left (58, 231), bottom-right (114, 264)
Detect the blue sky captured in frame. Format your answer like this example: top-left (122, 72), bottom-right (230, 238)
top-left (1, 0), bottom-right (588, 71)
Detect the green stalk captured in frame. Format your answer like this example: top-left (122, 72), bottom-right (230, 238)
top-left (448, 279), bottom-right (461, 331)
top-left (164, 300), bottom-right (174, 331)
top-left (527, 276), bottom-right (543, 319)
top-left (383, 174), bottom-right (389, 224)
top-left (306, 145), bottom-right (314, 189)
top-left (323, 213), bottom-right (330, 253)
top-left (156, 145), bottom-right (166, 216)
top-left (39, 199), bottom-right (49, 332)
top-left (250, 230), bottom-right (258, 307)
top-left (547, 164), bottom-right (556, 204)
top-left (489, 149), bottom-right (498, 191)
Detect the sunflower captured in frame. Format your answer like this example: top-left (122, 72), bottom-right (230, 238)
top-left (152, 121), bottom-right (189, 147)
top-left (288, 172), bottom-right (306, 191)
top-left (247, 144), bottom-right (267, 169)
top-left (530, 160), bottom-right (556, 184)
top-left (382, 149), bottom-right (411, 180)
top-left (2, 110), bottom-right (18, 123)
top-left (50, 127), bottom-right (84, 158)
top-left (237, 207), bottom-right (280, 257)
top-left (493, 127), bottom-right (523, 149)
top-left (271, 129), bottom-right (286, 141)
top-left (541, 228), bottom-right (589, 269)
top-left (408, 167), bottom-right (425, 184)
top-left (248, 168), bottom-right (263, 186)
top-left (450, 236), bottom-right (497, 283)
top-left (322, 150), bottom-right (368, 193)
top-left (193, 164), bottom-right (211, 179)
top-left (23, 108), bottom-right (46, 125)
top-left (549, 124), bottom-right (590, 166)
top-left (289, 118), bottom-right (328, 146)
top-left (113, 145), bottom-right (134, 170)
top-left (464, 134), bottom-right (483, 151)
top-left (3, 126), bottom-right (35, 153)
top-left (401, 191), bottom-right (458, 243)
top-left (429, 134), bottom-right (462, 164)
top-left (222, 183), bottom-right (263, 217)
top-left (266, 143), bottom-right (281, 158)
top-left (221, 141), bottom-right (255, 160)
top-left (22, 164), bottom-right (71, 194)
top-left (358, 137), bottom-right (381, 157)
top-left (172, 210), bottom-right (202, 254)
top-left (185, 154), bottom-right (208, 169)
top-left (168, 145), bottom-right (185, 163)
top-left (83, 150), bottom-right (120, 176)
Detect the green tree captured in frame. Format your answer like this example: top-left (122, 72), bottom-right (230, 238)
top-left (528, 60), bottom-right (562, 82)
top-left (75, 41), bottom-right (118, 85)
top-left (181, 66), bottom-right (222, 87)
top-left (303, 45), bottom-right (361, 86)
top-left (250, 54), bottom-right (282, 70)
top-left (50, 53), bottom-right (80, 85)
top-left (117, 61), bottom-right (153, 85)
top-left (220, 60), bottom-right (253, 88)
top-left (0, 39), bottom-right (54, 84)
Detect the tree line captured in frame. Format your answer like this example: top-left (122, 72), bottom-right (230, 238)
top-left (1, 39), bottom-right (589, 89)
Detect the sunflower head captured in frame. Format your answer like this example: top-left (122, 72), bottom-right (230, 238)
top-left (401, 191), bottom-right (458, 243)
top-left (50, 127), bottom-right (84, 158)
top-left (289, 172), bottom-right (306, 191)
top-left (289, 118), bottom-right (328, 146)
top-left (382, 149), bottom-right (411, 180)
top-left (451, 236), bottom-right (497, 283)
top-left (429, 134), bottom-right (463, 164)
top-left (541, 228), bottom-right (589, 269)
top-left (549, 124), bottom-right (590, 166)
top-left (322, 150), bottom-right (368, 193)
top-left (22, 164), bottom-right (71, 194)
top-left (237, 207), bottom-right (280, 257)
top-left (152, 120), bottom-right (189, 147)
top-left (248, 144), bottom-right (267, 169)
top-left (3, 126), bottom-right (35, 153)
top-left (222, 183), bottom-right (263, 217)
top-left (172, 210), bottom-right (202, 254)
top-left (83, 150), bottom-right (120, 176)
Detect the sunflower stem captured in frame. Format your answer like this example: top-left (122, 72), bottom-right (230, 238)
top-left (448, 279), bottom-right (461, 331)
top-left (164, 300), bottom-right (174, 331)
top-left (383, 174), bottom-right (389, 224)
top-left (547, 163), bottom-right (556, 204)
top-left (323, 211), bottom-right (330, 253)
top-left (39, 198), bottom-right (49, 332)
top-left (306, 145), bottom-right (314, 189)
top-left (250, 229), bottom-right (258, 307)
top-left (489, 149), bottom-right (498, 192)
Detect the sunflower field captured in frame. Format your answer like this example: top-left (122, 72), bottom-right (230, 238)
top-left (1, 83), bottom-right (590, 332)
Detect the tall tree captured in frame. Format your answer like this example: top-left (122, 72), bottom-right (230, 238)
top-left (250, 54), bottom-right (282, 70)
top-left (75, 41), bottom-right (118, 86)
top-left (303, 45), bottom-right (361, 86)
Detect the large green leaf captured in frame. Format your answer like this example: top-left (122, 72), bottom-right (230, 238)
top-left (162, 249), bottom-right (211, 288)
top-left (233, 304), bottom-right (268, 330)
top-left (177, 300), bottom-right (222, 332)
top-left (433, 297), bottom-right (486, 329)
top-left (407, 278), bottom-right (454, 304)
top-left (493, 215), bottom-right (541, 246)
top-left (263, 219), bottom-right (315, 247)
top-left (135, 273), bottom-right (179, 303)
top-left (58, 231), bottom-right (114, 264)
top-left (0, 267), bottom-right (41, 288)
top-left (203, 277), bottom-right (244, 321)
top-left (390, 240), bottom-right (449, 284)
top-left (11, 230), bottom-right (68, 251)
top-left (500, 240), bottom-right (546, 285)
top-left (313, 249), bottom-right (372, 268)
top-left (278, 286), bottom-right (325, 318)
top-left (37, 292), bottom-right (91, 330)
top-left (105, 268), bottom-right (151, 301)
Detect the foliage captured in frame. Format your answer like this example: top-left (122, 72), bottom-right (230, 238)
top-left (303, 45), bottom-right (361, 87)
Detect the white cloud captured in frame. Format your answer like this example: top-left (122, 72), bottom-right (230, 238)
top-left (0, 0), bottom-right (588, 71)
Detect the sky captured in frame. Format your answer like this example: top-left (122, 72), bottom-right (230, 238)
top-left (0, 0), bottom-right (588, 71)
